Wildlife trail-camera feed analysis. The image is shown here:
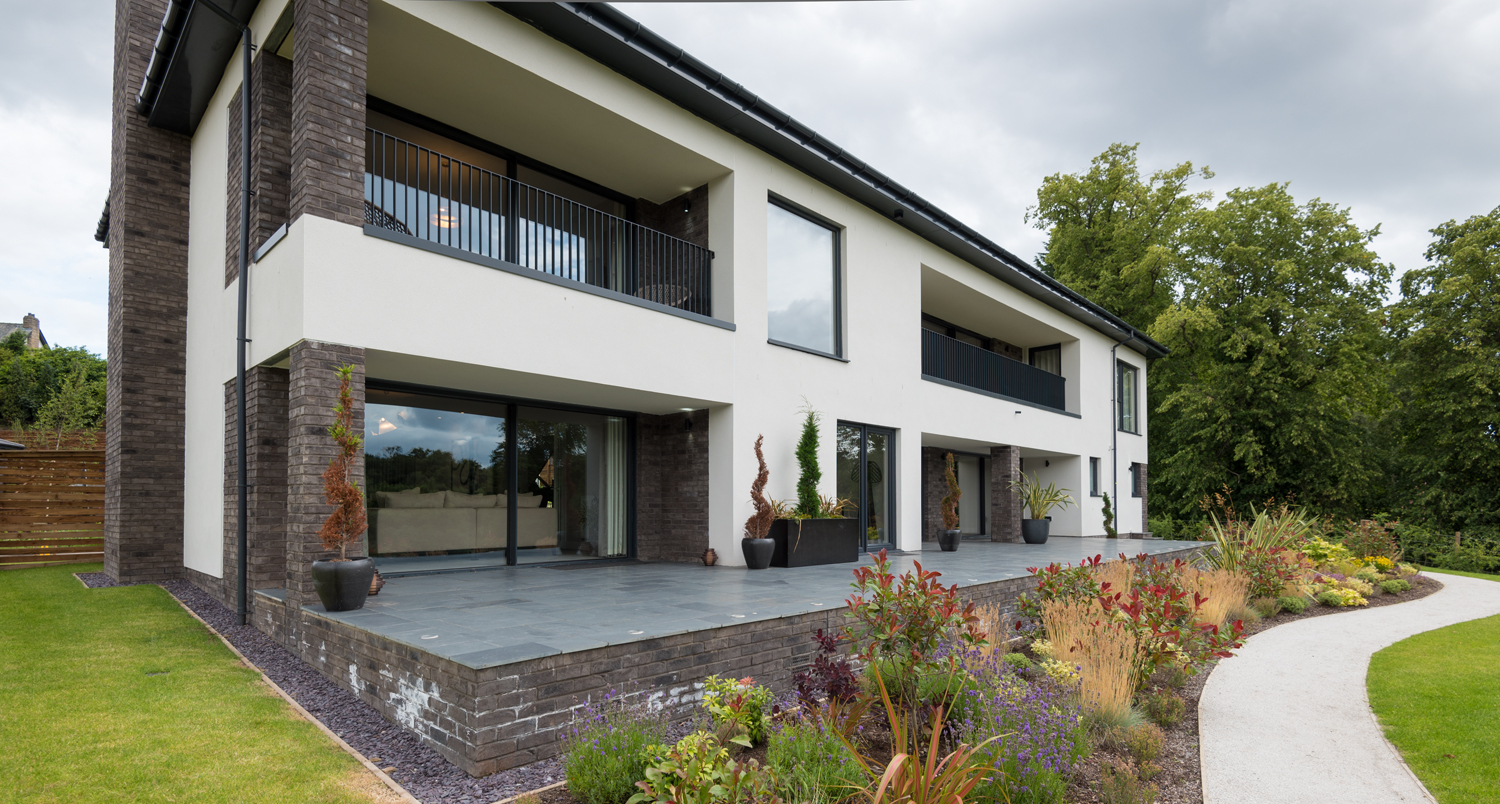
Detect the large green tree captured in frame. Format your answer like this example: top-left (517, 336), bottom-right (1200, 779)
top-left (0, 331), bottom-right (107, 430)
top-left (1386, 206), bottom-right (1500, 531)
top-left (1028, 142), bottom-right (1212, 331)
top-left (1147, 184), bottom-right (1393, 518)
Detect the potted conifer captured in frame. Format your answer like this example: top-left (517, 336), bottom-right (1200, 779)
top-left (742, 434), bottom-right (776, 569)
top-left (310, 365), bottom-right (376, 611)
top-left (769, 404), bottom-right (859, 567)
top-left (938, 452), bottom-right (962, 551)
top-left (1010, 473), bottom-right (1075, 544)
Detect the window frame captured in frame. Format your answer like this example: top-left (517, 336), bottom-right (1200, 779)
top-left (1130, 463), bottom-right (1142, 498)
top-left (1117, 360), bottom-right (1140, 435)
top-left (1089, 457), bottom-right (1101, 497)
top-left (766, 195), bottom-right (843, 359)
top-left (1028, 343), bottom-right (1063, 375)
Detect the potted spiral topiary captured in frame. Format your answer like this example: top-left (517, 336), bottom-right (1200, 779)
top-left (310, 365), bottom-right (376, 611)
top-left (742, 434), bottom-right (776, 569)
top-left (938, 451), bottom-right (962, 551)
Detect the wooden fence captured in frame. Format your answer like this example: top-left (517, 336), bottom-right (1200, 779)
top-left (0, 450), bottom-right (105, 570)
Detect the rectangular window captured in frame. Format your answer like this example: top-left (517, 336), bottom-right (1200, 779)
top-left (365, 387), bottom-right (630, 571)
top-left (1029, 344), bottom-right (1062, 376)
top-left (767, 199), bottom-right (840, 356)
top-left (1130, 463), bottom-right (1142, 497)
top-left (1089, 457), bottom-right (1101, 497)
top-left (1117, 361), bottom-right (1139, 433)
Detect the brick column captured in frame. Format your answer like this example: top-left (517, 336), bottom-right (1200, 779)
top-left (226, 51), bottom-right (294, 286)
top-left (989, 445), bottom-right (1021, 543)
top-left (104, 0), bottom-right (190, 583)
top-left (1136, 463), bottom-right (1149, 535)
top-left (291, 0), bottom-right (368, 226)
top-left (287, 342), bottom-right (364, 608)
top-left (222, 368), bottom-right (292, 610)
top-left (637, 410), bottom-right (710, 562)
top-left (920, 448), bottom-right (945, 542)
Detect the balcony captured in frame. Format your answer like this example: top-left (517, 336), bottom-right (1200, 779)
top-left (363, 129), bottom-right (714, 318)
top-left (921, 328), bottom-right (1067, 412)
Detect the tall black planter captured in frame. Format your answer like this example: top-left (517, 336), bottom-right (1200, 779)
top-left (938, 529), bottom-right (961, 552)
top-left (770, 518), bottom-right (860, 567)
top-left (742, 538), bottom-right (775, 569)
top-left (311, 557), bottom-right (376, 612)
top-left (1021, 519), bottom-right (1050, 544)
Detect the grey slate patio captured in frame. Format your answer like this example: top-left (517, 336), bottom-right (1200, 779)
top-left (296, 537), bottom-right (1207, 670)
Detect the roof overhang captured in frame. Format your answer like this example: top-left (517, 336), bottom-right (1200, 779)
top-left (493, 2), bottom-right (1167, 358)
top-left (136, 0), bottom-right (260, 135)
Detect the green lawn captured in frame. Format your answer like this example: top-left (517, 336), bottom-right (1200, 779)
top-left (0, 564), bottom-right (391, 804)
top-left (1420, 566), bottom-right (1500, 583)
top-left (1368, 613), bottom-right (1500, 804)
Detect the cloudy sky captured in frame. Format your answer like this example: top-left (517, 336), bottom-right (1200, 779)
top-left (3, 0), bottom-right (1496, 356)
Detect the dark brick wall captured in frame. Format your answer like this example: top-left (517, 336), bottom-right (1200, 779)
top-left (287, 342), bottom-right (365, 608)
top-left (920, 447), bottom-right (946, 542)
top-left (1136, 463), bottom-right (1149, 535)
top-left (291, 0), bottom-right (368, 226)
top-left (635, 185), bottom-right (709, 249)
top-left (105, 0), bottom-right (190, 583)
top-left (226, 52), bottom-right (294, 286)
top-left (637, 410), bottom-right (710, 562)
top-left (989, 445), bottom-right (1021, 542)
top-left (219, 366), bottom-right (292, 612)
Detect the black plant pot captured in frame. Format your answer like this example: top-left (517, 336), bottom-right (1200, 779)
top-left (938, 529), bottom-right (961, 552)
top-left (311, 557), bottom-right (376, 612)
top-left (742, 538), bottom-right (775, 570)
top-left (1021, 519), bottom-right (1050, 545)
top-left (770, 518), bottom-right (860, 567)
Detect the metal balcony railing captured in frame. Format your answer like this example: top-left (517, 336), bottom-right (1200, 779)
top-left (921, 328), bottom-right (1067, 411)
top-left (364, 129), bottom-right (713, 318)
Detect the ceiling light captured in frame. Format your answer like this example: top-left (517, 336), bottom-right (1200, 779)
top-left (431, 205), bottom-right (458, 229)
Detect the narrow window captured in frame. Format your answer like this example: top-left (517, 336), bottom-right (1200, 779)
top-left (767, 199), bottom-right (840, 356)
top-left (1130, 463), bottom-right (1142, 497)
top-left (1029, 344), bottom-right (1062, 375)
top-left (1089, 457), bottom-right (1101, 497)
top-left (1117, 361), bottom-right (1139, 433)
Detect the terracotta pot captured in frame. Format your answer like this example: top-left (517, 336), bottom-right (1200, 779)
top-left (703, 548), bottom-right (719, 566)
top-left (368, 568), bottom-right (387, 596)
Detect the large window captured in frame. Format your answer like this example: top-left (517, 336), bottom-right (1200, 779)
top-left (837, 422), bottom-right (896, 550)
top-left (364, 387), bottom-right (630, 572)
top-left (767, 199), bottom-right (840, 356)
top-left (1117, 361), bottom-right (1139, 434)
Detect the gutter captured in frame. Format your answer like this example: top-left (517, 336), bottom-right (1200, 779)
top-left (135, 0), bottom-right (193, 115)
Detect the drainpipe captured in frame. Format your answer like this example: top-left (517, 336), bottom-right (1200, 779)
top-left (194, 0), bottom-right (255, 626)
top-left (1110, 331), bottom-right (1137, 538)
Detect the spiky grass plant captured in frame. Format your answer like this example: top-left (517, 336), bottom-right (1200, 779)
top-left (1184, 568), bottom-right (1249, 628)
top-left (1042, 598), bottom-right (1141, 728)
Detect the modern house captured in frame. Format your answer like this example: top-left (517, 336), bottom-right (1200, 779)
top-left (101, 0), bottom-right (1166, 776)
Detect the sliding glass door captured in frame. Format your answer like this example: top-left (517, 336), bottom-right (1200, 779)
top-left (837, 422), bottom-right (896, 551)
top-left (364, 386), bottom-right (631, 572)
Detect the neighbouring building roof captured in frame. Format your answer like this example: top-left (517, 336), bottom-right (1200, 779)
top-left (128, 0), bottom-right (1167, 358)
top-left (0, 314), bottom-right (47, 350)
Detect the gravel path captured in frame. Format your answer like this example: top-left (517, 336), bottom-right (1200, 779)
top-left (76, 573), bottom-right (564, 804)
top-left (1199, 572), bottom-right (1500, 804)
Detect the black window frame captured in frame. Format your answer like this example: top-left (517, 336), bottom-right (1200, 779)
top-left (1089, 457), bottom-right (1101, 497)
top-left (766, 194), bottom-right (843, 360)
top-left (1117, 360), bottom-right (1140, 435)
top-left (1130, 463), bottom-right (1142, 498)
top-left (365, 378), bottom-right (638, 567)
top-left (837, 420), bottom-right (897, 551)
top-left (1028, 343), bottom-right (1063, 375)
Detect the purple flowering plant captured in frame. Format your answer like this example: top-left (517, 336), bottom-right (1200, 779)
top-left (563, 689), bottom-right (671, 804)
top-left (952, 647), bottom-right (1087, 804)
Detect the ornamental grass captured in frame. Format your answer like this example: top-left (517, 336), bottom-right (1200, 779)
top-left (971, 602), bottom-right (1013, 662)
top-left (1184, 568), bottom-right (1249, 628)
top-left (1041, 598), bottom-right (1141, 726)
top-left (1094, 557), bottom-right (1135, 597)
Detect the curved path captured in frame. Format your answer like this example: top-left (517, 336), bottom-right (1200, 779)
top-left (1200, 573), bottom-right (1500, 804)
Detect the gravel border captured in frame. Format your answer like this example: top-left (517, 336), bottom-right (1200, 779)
top-left (75, 573), bottom-right (564, 804)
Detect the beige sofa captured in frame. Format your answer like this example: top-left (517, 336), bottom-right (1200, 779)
top-left (369, 489), bottom-right (558, 555)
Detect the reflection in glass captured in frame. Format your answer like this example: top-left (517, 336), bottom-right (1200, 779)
top-left (767, 202), bottom-right (838, 354)
top-left (866, 431), bottom-right (890, 545)
top-left (363, 390), bottom-right (627, 571)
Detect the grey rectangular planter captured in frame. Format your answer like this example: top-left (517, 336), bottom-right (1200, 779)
top-left (770, 518), bottom-right (861, 567)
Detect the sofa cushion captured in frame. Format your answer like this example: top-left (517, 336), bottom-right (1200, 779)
top-left (447, 492), bottom-right (499, 508)
top-left (497, 493), bottom-right (542, 508)
top-left (383, 491), bottom-right (447, 509)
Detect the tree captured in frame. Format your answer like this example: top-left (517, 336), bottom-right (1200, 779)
top-left (1148, 184), bottom-right (1393, 518)
top-left (0, 332), bottom-right (107, 430)
top-left (35, 364), bottom-right (105, 448)
top-left (794, 402), bottom-right (822, 517)
top-left (1386, 206), bottom-right (1500, 531)
top-left (1028, 143), bottom-right (1213, 331)
top-left (318, 365), bottom-right (368, 560)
